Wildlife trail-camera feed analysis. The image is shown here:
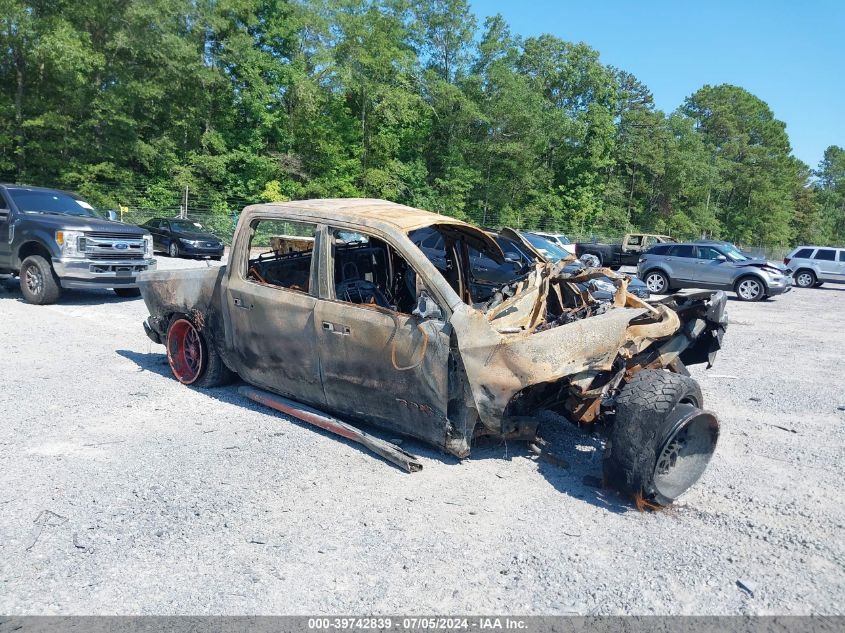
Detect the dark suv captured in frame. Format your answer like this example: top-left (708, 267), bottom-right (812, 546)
top-left (0, 185), bottom-right (156, 304)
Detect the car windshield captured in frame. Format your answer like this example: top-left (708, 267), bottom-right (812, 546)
top-left (522, 232), bottom-right (569, 262)
top-left (721, 244), bottom-right (749, 261)
top-left (8, 188), bottom-right (102, 218)
top-left (170, 219), bottom-right (206, 232)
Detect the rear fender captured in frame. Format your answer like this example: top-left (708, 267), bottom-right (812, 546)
top-left (138, 267), bottom-right (225, 340)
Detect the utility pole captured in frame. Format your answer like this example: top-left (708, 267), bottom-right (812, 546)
top-left (182, 186), bottom-right (189, 219)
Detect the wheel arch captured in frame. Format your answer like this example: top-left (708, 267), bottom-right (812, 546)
top-left (15, 240), bottom-right (53, 272)
top-left (641, 264), bottom-right (670, 277)
top-left (734, 271), bottom-right (767, 290)
top-left (793, 267), bottom-right (817, 282)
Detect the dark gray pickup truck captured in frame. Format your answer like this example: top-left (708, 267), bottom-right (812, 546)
top-left (576, 233), bottom-right (676, 269)
top-left (0, 184), bottom-right (156, 304)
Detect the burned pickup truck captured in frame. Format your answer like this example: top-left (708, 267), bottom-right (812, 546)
top-left (138, 199), bottom-right (727, 505)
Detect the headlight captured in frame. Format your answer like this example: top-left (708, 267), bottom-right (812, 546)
top-left (180, 238), bottom-right (202, 246)
top-left (143, 234), bottom-right (153, 258)
top-left (55, 230), bottom-right (86, 258)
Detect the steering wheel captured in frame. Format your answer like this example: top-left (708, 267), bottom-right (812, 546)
top-left (336, 279), bottom-right (391, 309)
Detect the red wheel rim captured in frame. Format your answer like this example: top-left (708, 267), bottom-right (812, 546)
top-left (167, 319), bottom-right (204, 384)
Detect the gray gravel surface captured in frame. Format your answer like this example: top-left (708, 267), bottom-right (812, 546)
top-left (1, 258), bottom-right (844, 615)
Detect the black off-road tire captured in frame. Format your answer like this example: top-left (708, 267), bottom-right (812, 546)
top-left (166, 314), bottom-right (235, 388)
top-left (603, 370), bottom-right (705, 505)
top-left (19, 255), bottom-right (62, 305)
top-left (114, 287), bottom-right (141, 298)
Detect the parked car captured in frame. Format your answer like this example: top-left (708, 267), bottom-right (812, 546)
top-left (411, 226), bottom-right (530, 301)
top-left (140, 218), bottom-right (225, 260)
top-left (138, 199), bottom-right (728, 506)
top-left (577, 233), bottom-right (676, 269)
top-left (503, 230), bottom-right (652, 300)
top-left (411, 227), bottom-right (650, 301)
top-left (528, 231), bottom-right (576, 256)
top-left (0, 184), bottom-right (155, 304)
top-left (784, 245), bottom-right (845, 288)
top-left (638, 242), bottom-right (792, 301)
top-left (519, 231), bottom-right (574, 262)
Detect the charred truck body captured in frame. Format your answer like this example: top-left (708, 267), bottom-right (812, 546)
top-left (139, 200), bottom-right (727, 505)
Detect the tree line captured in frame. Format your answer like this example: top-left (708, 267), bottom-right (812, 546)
top-left (1, 0), bottom-right (843, 247)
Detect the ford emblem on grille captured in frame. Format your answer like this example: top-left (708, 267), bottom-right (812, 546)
top-left (114, 242), bottom-right (129, 250)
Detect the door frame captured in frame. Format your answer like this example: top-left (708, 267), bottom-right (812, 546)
top-left (312, 221), bottom-right (453, 445)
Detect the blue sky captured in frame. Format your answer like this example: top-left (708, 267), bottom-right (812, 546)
top-left (469, 0), bottom-right (844, 169)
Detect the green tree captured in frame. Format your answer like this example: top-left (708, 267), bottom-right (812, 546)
top-left (681, 84), bottom-right (796, 247)
top-left (815, 145), bottom-right (845, 243)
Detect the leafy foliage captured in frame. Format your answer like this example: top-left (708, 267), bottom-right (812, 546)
top-left (0, 1), bottom-right (839, 248)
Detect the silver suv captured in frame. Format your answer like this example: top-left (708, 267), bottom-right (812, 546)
top-left (638, 242), bottom-right (792, 301)
top-left (784, 246), bottom-right (845, 288)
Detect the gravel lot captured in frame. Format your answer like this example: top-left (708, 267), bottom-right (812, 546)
top-left (1, 257), bottom-right (844, 615)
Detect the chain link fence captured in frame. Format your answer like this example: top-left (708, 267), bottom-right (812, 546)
top-left (98, 188), bottom-right (790, 261)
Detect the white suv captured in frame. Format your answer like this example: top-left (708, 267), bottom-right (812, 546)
top-left (784, 246), bottom-right (845, 288)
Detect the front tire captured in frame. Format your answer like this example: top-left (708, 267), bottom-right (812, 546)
top-left (166, 316), bottom-right (234, 387)
top-left (604, 370), bottom-right (717, 506)
top-left (168, 242), bottom-right (180, 258)
top-left (19, 255), bottom-right (62, 305)
top-left (644, 270), bottom-right (669, 294)
top-left (735, 276), bottom-right (765, 301)
top-left (794, 269), bottom-right (816, 288)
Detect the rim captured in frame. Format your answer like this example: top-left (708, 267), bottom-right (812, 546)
top-left (170, 243), bottom-right (178, 256)
top-left (166, 319), bottom-right (204, 384)
top-left (24, 264), bottom-right (43, 296)
top-left (652, 404), bottom-right (719, 501)
top-left (796, 272), bottom-right (813, 287)
top-left (645, 273), bottom-right (666, 293)
top-left (737, 279), bottom-right (761, 300)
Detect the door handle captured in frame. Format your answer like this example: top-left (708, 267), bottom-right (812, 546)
top-left (322, 321), bottom-right (350, 335)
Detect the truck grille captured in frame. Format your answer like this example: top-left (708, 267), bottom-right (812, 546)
top-left (83, 232), bottom-right (146, 260)
top-left (85, 231), bottom-right (144, 240)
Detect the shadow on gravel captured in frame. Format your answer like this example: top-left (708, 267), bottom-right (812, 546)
top-left (533, 413), bottom-right (632, 513)
top-left (116, 347), bottom-right (632, 511)
top-left (115, 348), bottom-right (462, 471)
top-left (0, 277), bottom-right (141, 305)
top-left (471, 434), bottom-right (630, 513)
top-left (725, 295), bottom-right (777, 302)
